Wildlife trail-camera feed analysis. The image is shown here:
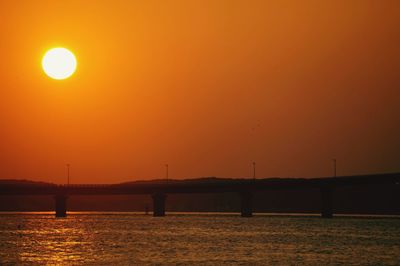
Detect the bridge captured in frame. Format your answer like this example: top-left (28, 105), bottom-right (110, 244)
top-left (0, 173), bottom-right (399, 218)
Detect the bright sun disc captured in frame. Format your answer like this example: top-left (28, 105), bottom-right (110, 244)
top-left (42, 47), bottom-right (77, 80)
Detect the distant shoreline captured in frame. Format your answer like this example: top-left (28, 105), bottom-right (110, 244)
top-left (1, 211), bottom-right (399, 219)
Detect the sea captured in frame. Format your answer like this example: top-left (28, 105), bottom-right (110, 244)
top-left (0, 212), bottom-right (399, 265)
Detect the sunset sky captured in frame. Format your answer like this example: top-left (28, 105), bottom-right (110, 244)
top-left (1, 1), bottom-right (399, 184)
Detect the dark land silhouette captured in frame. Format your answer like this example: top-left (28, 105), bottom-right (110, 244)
top-left (0, 173), bottom-right (399, 216)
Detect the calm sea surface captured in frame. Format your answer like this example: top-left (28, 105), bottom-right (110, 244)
top-left (0, 212), bottom-right (399, 265)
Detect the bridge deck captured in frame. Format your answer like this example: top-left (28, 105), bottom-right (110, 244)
top-left (0, 173), bottom-right (398, 196)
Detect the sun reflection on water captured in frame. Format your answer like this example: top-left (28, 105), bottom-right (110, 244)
top-left (1, 213), bottom-right (399, 265)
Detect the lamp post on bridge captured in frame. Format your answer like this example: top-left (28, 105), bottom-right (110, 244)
top-left (166, 164), bottom-right (169, 182)
top-left (332, 159), bottom-right (336, 178)
top-left (252, 161), bottom-right (256, 180)
top-left (66, 164), bottom-right (70, 185)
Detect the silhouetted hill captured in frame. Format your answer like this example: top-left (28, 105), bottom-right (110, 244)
top-left (120, 177), bottom-right (237, 184)
top-left (0, 177), bottom-right (399, 215)
top-left (119, 176), bottom-right (301, 185)
top-left (0, 179), bottom-right (54, 185)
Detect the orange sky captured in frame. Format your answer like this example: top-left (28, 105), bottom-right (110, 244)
top-left (0, 1), bottom-right (399, 183)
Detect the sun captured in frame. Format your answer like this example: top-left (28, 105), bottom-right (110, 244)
top-left (42, 47), bottom-right (77, 80)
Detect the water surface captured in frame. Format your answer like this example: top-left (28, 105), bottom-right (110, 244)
top-left (0, 212), bottom-right (399, 265)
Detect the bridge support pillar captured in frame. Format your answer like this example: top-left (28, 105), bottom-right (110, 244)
top-left (240, 191), bottom-right (253, 217)
top-left (152, 193), bottom-right (167, 217)
top-left (320, 186), bottom-right (333, 218)
top-left (54, 194), bottom-right (68, 218)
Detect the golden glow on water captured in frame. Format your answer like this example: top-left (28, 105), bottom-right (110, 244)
top-left (15, 218), bottom-right (94, 264)
top-left (1, 213), bottom-right (400, 264)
